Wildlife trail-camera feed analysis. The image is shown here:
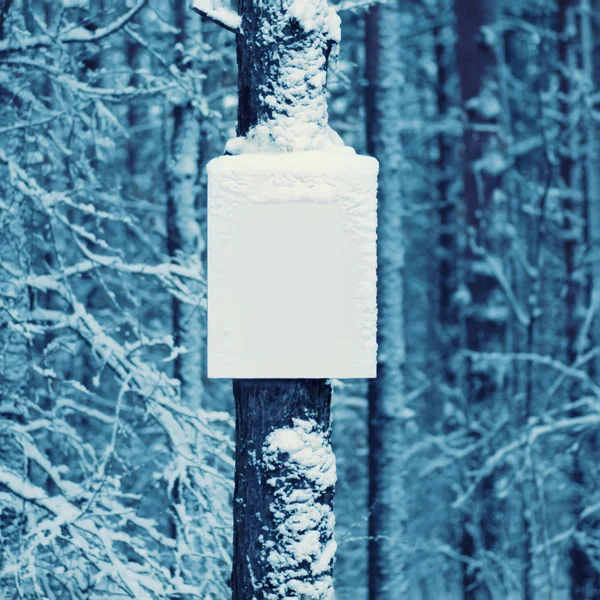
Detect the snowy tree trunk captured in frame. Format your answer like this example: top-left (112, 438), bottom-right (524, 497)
top-left (497, 19), bottom-right (536, 599)
top-left (433, 7), bottom-right (464, 596)
top-left (233, 381), bottom-right (335, 599)
top-left (434, 2), bottom-right (458, 381)
top-left (559, 0), bottom-right (584, 384)
top-left (167, 3), bottom-right (205, 410)
top-left (126, 9), bottom-right (151, 204)
top-left (581, 0), bottom-right (600, 325)
top-left (365, 3), bottom-right (408, 598)
top-left (454, 0), bottom-right (504, 597)
top-left (0, 8), bottom-right (30, 590)
top-left (578, 11), bottom-right (600, 595)
top-left (0, 174), bottom-right (28, 595)
top-left (230, 1), bottom-right (341, 598)
top-left (559, 2), bottom-right (599, 596)
top-left (0, 145), bottom-right (28, 597)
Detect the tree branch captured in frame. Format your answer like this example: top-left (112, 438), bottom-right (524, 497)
top-left (61, 0), bottom-right (149, 43)
top-left (191, 0), bottom-right (241, 34)
top-left (334, 0), bottom-right (383, 13)
top-left (0, 0), bottom-right (148, 53)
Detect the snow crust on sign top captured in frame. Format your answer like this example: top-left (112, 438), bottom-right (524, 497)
top-left (262, 419), bottom-right (336, 599)
top-left (207, 151), bottom-right (378, 379)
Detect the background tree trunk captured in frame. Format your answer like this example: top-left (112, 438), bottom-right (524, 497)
top-left (365, 2), bottom-right (409, 597)
top-left (434, 0), bottom-right (458, 389)
top-left (0, 162), bottom-right (29, 596)
top-left (0, 6), bottom-right (30, 590)
top-left (167, 1), bottom-right (205, 410)
top-left (558, 1), bottom-right (599, 597)
top-left (454, 0), bottom-right (504, 597)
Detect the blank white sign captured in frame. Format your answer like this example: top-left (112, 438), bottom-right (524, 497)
top-left (207, 151), bottom-right (378, 379)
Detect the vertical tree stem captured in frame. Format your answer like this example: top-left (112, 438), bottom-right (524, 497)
top-left (231, 1), bottom-right (338, 597)
top-left (365, 2), bottom-right (408, 597)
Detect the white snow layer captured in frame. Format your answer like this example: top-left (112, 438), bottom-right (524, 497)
top-left (263, 419), bottom-right (337, 599)
top-left (288, 0), bottom-right (341, 41)
top-left (207, 151), bottom-right (378, 378)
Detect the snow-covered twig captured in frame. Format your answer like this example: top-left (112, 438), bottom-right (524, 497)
top-left (453, 413), bottom-right (600, 509)
top-left (468, 230), bottom-right (531, 327)
top-left (191, 0), bottom-right (242, 34)
top-left (462, 350), bottom-right (600, 396)
top-left (0, 0), bottom-right (148, 53)
top-left (334, 0), bottom-right (385, 13)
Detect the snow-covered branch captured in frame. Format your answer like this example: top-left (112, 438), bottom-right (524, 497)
top-left (334, 0), bottom-right (384, 13)
top-left (192, 0), bottom-right (242, 34)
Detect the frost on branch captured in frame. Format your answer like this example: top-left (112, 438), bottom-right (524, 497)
top-left (261, 419), bottom-right (337, 599)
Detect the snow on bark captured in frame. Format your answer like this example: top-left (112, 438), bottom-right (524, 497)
top-left (231, 380), bottom-right (333, 599)
top-left (262, 419), bottom-right (336, 599)
top-left (226, 2), bottom-right (343, 597)
top-left (229, 0), bottom-right (344, 154)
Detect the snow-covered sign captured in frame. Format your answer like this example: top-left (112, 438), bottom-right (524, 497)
top-left (207, 151), bottom-right (378, 378)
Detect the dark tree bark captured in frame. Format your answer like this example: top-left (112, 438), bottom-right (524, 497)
top-left (559, 1), bottom-right (600, 597)
top-left (432, 6), bottom-right (465, 596)
top-left (167, 2), bottom-right (204, 410)
top-left (0, 0), bottom-right (12, 39)
top-left (365, 2), bottom-right (408, 597)
top-left (434, 1), bottom-right (458, 389)
top-left (232, 380), bottom-right (333, 599)
top-left (454, 0), bottom-right (504, 597)
top-left (231, 1), bottom-right (340, 598)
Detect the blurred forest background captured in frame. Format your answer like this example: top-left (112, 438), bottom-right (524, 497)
top-left (1, 0), bottom-right (600, 598)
